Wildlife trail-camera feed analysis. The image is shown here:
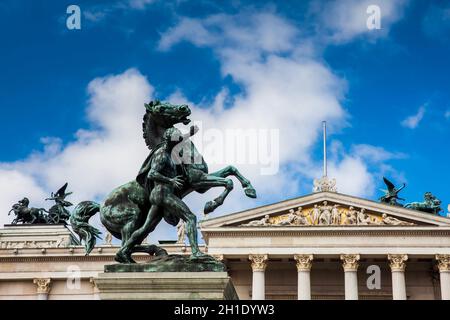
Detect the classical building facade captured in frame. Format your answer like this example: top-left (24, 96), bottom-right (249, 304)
top-left (1, 190), bottom-right (450, 300)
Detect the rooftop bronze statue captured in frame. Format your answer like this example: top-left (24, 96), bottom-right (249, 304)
top-left (405, 192), bottom-right (442, 215)
top-left (70, 100), bottom-right (257, 264)
top-left (46, 183), bottom-right (73, 224)
top-left (7, 183), bottom-right (74, 225)
top-left (379, 177), bottom-right (406, 206)
top-left (8, 197), bottom-right (48, 224)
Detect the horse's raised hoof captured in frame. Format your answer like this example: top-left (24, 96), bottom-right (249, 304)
top-left (204, 200), bottom-right (217, 214)
top-left (244, 187), bottom-right (257, 198)
top-left (114, 251), bottom-right (136, 264)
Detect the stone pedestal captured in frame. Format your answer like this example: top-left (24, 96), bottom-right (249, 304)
top-left (0, 224), bottom-right (80, 249)
top-left (93, 272), bottom-right (238, 300)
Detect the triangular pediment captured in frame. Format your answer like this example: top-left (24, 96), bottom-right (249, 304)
top-left (200, 192), bottom-right (450, 229)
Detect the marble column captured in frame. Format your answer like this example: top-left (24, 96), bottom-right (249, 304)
top-left (388, 254), bottom-right (408, 300)
top-left (294, 254), bottom-right (313, 300)
top-left (33, 278), bottom-right (51, 300)
top-left (340, 254), bottom-right (360, 300)
top-left (249, 254), bottom-right (268, 300)
top-left (436, 254), bottom-right (450, 300)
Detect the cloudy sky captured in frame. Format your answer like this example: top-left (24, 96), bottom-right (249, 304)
top-left (0, 0), bottom-right (449, 242)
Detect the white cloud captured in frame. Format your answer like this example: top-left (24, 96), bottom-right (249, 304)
top-left (158, 12), bottom-right (299, 54)
top-left (401, 105), bottom-right (426, 129)
top-left (309, 0), bottom-right (408, 43)
top-left (351, 144), bottom-right (406, 162)
top-left (445, 110), bottom-right (450, 119)
top-left (158, 11), bottom-right (401, 202)
top-left (83, 0), bottom-right (155, 23)
top-left (1, 10), bottom-right (405, 242)
top-left (0, 69), bottom-right (153, 228)
top-left (128, 0), bottom-right (154, 10)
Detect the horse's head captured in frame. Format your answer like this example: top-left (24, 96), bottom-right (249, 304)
top-left (19, 197), bottom-right (29, 207)
top-left (145, 100), bottom-right (191, 128)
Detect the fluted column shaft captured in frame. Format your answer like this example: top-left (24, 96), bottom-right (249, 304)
top-left (294, 254), bottom-right (313, 300)
top-left (388, 254), bottom-right (408, 300)
top-left (249, 254), bottom-right (268, 300)
top-left (436, 255), bottom-right (450, 300)
top-left (341, 254), bottom-right (360, 300)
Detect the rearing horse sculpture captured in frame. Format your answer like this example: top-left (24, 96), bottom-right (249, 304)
top-left (70, 101), bottom-right (256, 263)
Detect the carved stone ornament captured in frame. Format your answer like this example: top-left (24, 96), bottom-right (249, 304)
top-left (176, 220), bottom-right (186, 244)
top-left (294, 254), bottom-right (314, 271)
top-left (340, 254), bottom-right (360, 271)
top-left (388, 254), bottom-right (408, 272)
top-left (436, 254), bottom-right (450, 272)
top-left (103, 232), bottom-right (113, 245)
top-left (313, 176), bottom-right (337, 193)
top-left (249, 254), bottom-right (268, 272)
top-left (238, 203), bottom-right (416, 227)
top-left (212, 254), bottom-right (224, 262)
top-left (0, 240), bottom-right (68, 249)
top-left (33, 278), bottom-right (51, 294)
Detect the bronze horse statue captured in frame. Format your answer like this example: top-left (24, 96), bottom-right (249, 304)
top-left (405, 192), bottom-right (442, 215)
top-left (8, 198), bottom-right (48, 224)
top-left (70, 101), bottom-right (256, 263)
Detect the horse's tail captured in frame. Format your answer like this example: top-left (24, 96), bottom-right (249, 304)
top-left (69, 201), bottom-right (102, 255)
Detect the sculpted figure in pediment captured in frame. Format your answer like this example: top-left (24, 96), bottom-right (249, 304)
top-left (381, 214), bottom-right (414, 226)
top-left (357, 208), bottom-right (372, 225)
top-left (331, 204), bottom-right (341, 225)
top-left (310, 205), bottom-right (321, 225)
top-left (342, 206), bottom-right (358, 225)
top-left (241, 215), bottom-right (270, 227)
top-left (319, 201), bottom-right (333, 225)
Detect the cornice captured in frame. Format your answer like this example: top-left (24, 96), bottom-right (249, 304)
top-left (201, 227), bottom-right (450, 238)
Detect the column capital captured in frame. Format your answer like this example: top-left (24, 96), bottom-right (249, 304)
top-left (388, 254), bottom-right (408, 272)
top-left (249, 254), bottom-right (268, 272)
top-left (436, 254), bottom-right (450, 272)
top-left (340, 254), bottom-right (360, 271)
top-left (33, 278), bottom-right (51, 294)
top-left (294, 254), bottom-right (313, 271)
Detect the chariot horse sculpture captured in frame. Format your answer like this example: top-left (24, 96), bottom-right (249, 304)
top-left (70, 101), bottom-right (256, 263)
top-left (8, 198), bottom-right (48, 224)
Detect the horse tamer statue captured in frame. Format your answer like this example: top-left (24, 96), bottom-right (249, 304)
top-left (70, 101), bottom-right (257, 263)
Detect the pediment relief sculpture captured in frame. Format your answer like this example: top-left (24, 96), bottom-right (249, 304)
top-left (239, 201), bottom-right (415, 227)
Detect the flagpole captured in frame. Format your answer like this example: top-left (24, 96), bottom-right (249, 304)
top-left (323, 121), bottom-right (327, 178)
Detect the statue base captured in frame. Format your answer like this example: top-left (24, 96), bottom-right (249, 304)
top-left (93, 272), bottom-right (238, 300)
top-left (0, 224), bottom-right (80, 249)
top-left (104, 254), bottom-right (226, 273)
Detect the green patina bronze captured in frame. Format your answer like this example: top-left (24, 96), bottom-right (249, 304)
top-left (405, 192), bottom-right (442, 215)
top-left (69, 100), bottom-right (257, 268)
top-left (379, 177), bottom-right (406, 207)
top-left (45, 183), bottom-right (73, 224)
top-left (105, 255), bottom-right (226, 273)
top-left (8, 183), bottom-right (73, 225)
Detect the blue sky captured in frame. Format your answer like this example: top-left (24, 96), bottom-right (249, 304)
top-left (0, 0), bottom-right (449, 236)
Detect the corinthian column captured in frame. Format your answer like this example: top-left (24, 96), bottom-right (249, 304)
top-left (294, 254), bottom-right (313, 300)
top-left (436, 255), bottom-right (450, 300)
top-left (388, 254), bottom-right (408, 300)
top-left (340, 254), bottom-right (360, 300)
top-left (249, 254), bottom-right (268, 300)
top-left (33, 278), bottom-right (51, 300)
